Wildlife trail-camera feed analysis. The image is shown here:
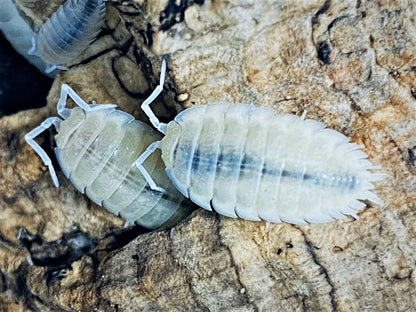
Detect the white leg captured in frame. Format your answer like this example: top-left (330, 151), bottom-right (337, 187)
top-left (25, 117), bottom-right (62, 188)
top-left (141, 60), bottom-right (168, 134)
top-left (28, 36), bottom-right (37, 56)
top-left (45, 64), bottom-right (69, 74)
top-left (57, 84), bottom-right (117, 119)
top-left (123, 220), bottom-right (133, 228)
top-left (45, 65), bottom-right (57, 74)
top-left (300, 109), bottom-right (308, 120)
top-left (169, 227), bottom-right (175, 238)
top-left (134, 141), bottom-right (166, 193)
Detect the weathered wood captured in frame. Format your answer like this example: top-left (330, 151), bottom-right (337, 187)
top-left (1, 0), bottom-right (415, 311)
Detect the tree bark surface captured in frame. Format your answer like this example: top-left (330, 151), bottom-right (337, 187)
top-left (1, 0), bottom-right (415, 311)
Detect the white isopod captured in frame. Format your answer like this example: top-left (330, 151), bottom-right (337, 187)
top-left (29, 0), bottom-right (106, 73)
top-left (26, 81), bottom-right (192, 230)
top-left (0, 0), bottom-right (55, 77)
top-left (136, 60), bottom-right (387, 225)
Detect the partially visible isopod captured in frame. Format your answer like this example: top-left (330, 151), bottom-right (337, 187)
top-left (0, 0), bottom-right (56, 77)
top-left (136, 60), bottom-right (387, 225)
top-left (30, 0), bottom-right (106, 73)
top-left (25, 80), bottom-right (192, 230)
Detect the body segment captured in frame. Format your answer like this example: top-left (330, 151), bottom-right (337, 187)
top-left (36, 0), bottom-right (106, 68)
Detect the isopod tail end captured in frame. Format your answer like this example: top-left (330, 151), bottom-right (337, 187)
top-left (340, 201), bottom-right (364, 221)
top-left (327, 207), bottom-right (348, 221)
top-left (358, 191), bottom-right (384, 206)
top-left (348, 200), bottom-right (367, 211)
top-left (350, 213), bottom-right (359, 220)
top-left (368, 192), bottom-right (384, 206)
top-left (370, 172), bottom-right (389, 182)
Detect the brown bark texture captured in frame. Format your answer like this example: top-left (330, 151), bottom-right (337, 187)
top-left (1, 0), bottom-right (416, 311)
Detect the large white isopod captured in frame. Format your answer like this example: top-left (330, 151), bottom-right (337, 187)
top-left (26, 83), bottom-right (192, 229)
top-left (136, 60), bottom-right (387, 225)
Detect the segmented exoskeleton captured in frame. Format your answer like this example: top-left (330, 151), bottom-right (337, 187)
top-left (136, 61), bottom-right (387, 225)
top-left (25, 82), bottom-right (192, 230)
top-left (0, 0), bottom-right (56, 77)
top-left (31, 0), bottom-right (106, 73)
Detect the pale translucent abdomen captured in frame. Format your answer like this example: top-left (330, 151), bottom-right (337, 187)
top-left (161, 103), bottom-right (385, 225)
top-left (36, 0), bottom-right (106, 66)
top-left (55, 107), bottom-right (191, 229)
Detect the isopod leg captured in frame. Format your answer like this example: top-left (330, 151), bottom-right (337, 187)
top-left (45, 64), bottom-right (68, 74)
top-left (134, 141), bottom-right (166, 193)
top-left (57, 84), bottom-right (116, 119)
top-left (30, 37), bottom-right (66, 74)
top-left (25, 117), bottom-right (62, 187)
top-left (28, 36), bottom-right (37, 56)
top-left (141, 60), bottom-right (168, 134)
top-left (300, 110), bottom-right (308, 120)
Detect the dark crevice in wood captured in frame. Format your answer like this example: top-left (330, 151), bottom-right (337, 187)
top-left (298, 229), bottom-right (338, 312)
top-left (312, 0), bottom-right (331, 26)
top-left (214, 215), bottom-right (260, 312)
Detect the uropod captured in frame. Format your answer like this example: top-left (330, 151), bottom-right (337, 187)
top-left (136, 60), bottom-right (387, 225)
top-left (26, 81), bottom-right (192, 230)
top-left (29, 0), bottom-right (106, 73)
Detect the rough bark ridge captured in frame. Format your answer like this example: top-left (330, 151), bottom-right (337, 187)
top-left (1, 0), bottom-right (416, 311)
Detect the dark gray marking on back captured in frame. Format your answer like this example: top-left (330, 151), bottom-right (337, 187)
top-left (190, 150), bottom-right (357, 190)
top-left (191, 148), bottom-right (201, 171)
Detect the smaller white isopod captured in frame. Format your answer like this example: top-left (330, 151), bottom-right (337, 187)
top-left (29, 0), bottom-right (106, 73)
top-left (26, 77), bottom-right (192, 230)
top-left (135, 60), bottom-right (387, 225)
